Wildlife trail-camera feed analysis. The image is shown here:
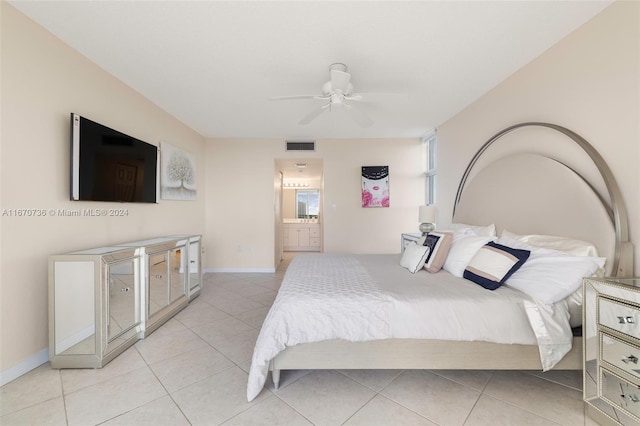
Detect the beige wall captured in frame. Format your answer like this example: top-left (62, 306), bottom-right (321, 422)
top-left (436, 1), bottom-right (639, 272)
top-left (205, 137), bottom-right (424, 270)
top-left (1, 4), bottom-right (206, 380)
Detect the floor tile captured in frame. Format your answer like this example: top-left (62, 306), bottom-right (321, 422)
top-left (142, 317), bottom-right (188, 339)
top-left (0, 396), bottom-right (67, 426)
top-left (101, 395), bottom-right (190, 425)
top-left (149, 345), bottom-right (234, 392)
top-left (247, 290), bottom-right (278, 307)
top-left (174, 300), bottom-right (231, 328)
top-left (234, 306), bottom-right (271, 328)
top-left (338, 369), bottom-right (404, 392)
top-left (250, 279), bottom-right (282, 291)
top-left (277, 370), bottom-right (376, 426)
top-left (430, 369), bottom-right (494, 391)
top-left (191, 316), bottom-right (255, 343)
top-left (222, 395), bottom-right (313, 425)
top-left (171, 366), bottom-right (271, 425)
top-left (135, 328), bottom-right (208, 365)
top-left (213, 298), bottom-right (266, 316)
top-left (483, 371), bottom-right (584, 425)
top-left (465, 394), bottom-right (560, 425)
top-left (60, 345), bottom-right (147, 394)
top-left (381, 370), bottom-right (481, 426)
top-left (207, 329), bottom-right (260, 363)
top-left (64, 366), bottom-right (166, 426)
top-left (0, 363), bottom-right (62, 416)
top-left (227, 283), bottom-right (276, 298)
top-left (265, 369), bottom-right (313, 391)
top-left (234, 357), bottom-right (253, 374)
top-left (344, 394), bottom-right (437, 426)
top-left (527, 369), bottom-right (582, 391)
top-left (199, 286), bottom-right (247, 303)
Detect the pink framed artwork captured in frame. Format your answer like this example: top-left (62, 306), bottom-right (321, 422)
top-left (362, 166), bottom-right (389, 208)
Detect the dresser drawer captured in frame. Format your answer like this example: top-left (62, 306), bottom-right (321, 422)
top-left (310, 238), bottom-right (320, 247)
top-left (310, 228), bottom-right (320, 238)
top-left (599, 297), bottom-right (640, 340)
top-left (602, 333), bottom-right (640, 380)
top-left (601, 368), bottom-right (640, 419)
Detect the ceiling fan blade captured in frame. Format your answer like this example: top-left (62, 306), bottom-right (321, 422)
top-left (269, 95), bottom-right (327, 101)
top-left (330, 69), bottom-right (351, 94)
top-left (299, 103), bottom-right (330, 125)
top-left (344, 94), bottom-right (363, 102)
top-left (350, 92), bottom-right (408, 103)
top-left (344, 105), bottom-right (373, 128)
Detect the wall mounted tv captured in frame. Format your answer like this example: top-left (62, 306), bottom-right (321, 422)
top-left (71, 113), bottom-right (159, 203)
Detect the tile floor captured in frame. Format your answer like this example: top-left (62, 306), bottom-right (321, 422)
top-left (1, 253), bottom-right (599, 425)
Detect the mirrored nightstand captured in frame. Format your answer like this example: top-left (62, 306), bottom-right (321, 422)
top-left (584, 277), bottom-right (640, 426)
top-left (401, 233), bottom-right (423, 252)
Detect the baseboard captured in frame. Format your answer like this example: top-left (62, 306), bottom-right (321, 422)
top-left (203, 267), bottom-right (276, 273)
top-left (0, 348), bottom-right (49, 386)
top-left (56, 325), bottom-right (94, 354)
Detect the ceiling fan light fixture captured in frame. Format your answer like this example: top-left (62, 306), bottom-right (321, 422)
top-left (329, 62), bottom-right (347, 72)
top-left (273, 62), bottom-right (380, 127)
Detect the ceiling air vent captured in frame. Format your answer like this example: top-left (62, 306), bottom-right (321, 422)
top-left (285, 140), bottom-right (315, 151)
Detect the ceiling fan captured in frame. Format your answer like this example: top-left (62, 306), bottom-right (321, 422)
top-left (270, 63), bottom-right (376, 128)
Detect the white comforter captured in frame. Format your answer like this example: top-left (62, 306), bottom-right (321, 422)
top-left (247, 253), bottom-right (573, 401)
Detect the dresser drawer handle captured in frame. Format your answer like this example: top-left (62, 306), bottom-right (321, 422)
top-left (622, 355), bottom-right (639, 364)
top-left (623, 393), bottom-right (640, 403)
top-left (618, 316), bottom-right (635, 324)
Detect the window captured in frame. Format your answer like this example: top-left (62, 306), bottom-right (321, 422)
top-left (423, 131), bottom-right (437, 205)
top-left (296, 189), bottom-right (319, 219)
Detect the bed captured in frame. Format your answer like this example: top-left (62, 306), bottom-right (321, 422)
top-left (247, 122), bottom-right (634, 401)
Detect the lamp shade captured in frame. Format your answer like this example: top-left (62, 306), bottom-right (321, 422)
top-left (418, 205), bottom-right (436, 223)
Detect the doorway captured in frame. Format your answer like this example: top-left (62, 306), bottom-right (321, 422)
top-left (274, 159), bottom-right (323, 264)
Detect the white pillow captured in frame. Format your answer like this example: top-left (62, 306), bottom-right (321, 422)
top-left (566, 289), bottom-right (583, 328)
top-left (400, 243), bottom-right (431, 273)
top-left (501, 229), bottom-right (599, 257)
top-left (497, 236), bottom-right (606, 304)
top-left (442, 233), bottom-right (496, 277)
top-left (450, 222), bottom-right (496, 237)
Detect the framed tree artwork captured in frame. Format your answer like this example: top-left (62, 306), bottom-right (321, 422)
top-left (361, 166), bottom-right (389, 208)
top-left (160, 142), bottom-right (197, 200)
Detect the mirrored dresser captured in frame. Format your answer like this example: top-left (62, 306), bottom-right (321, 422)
top-left (48, 235), bottom-right (202, 368)
top-left (584, 277), bottom-right (640, 425)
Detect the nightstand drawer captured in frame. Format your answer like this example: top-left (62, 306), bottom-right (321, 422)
top-left (602, 333), bottom-right (640, 380)
top-left (401, 233), bottom-right (422, 251)
top-left (599, 297), bottom-right (640, 340)
top-left (601, 368), bottom-right (640, 419)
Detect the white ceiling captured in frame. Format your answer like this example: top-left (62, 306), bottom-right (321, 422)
top-left (10, 1), bottom-right (611, 140)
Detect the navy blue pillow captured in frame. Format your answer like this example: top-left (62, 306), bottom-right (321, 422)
top-left (463, 241), bottom-right (530, 290)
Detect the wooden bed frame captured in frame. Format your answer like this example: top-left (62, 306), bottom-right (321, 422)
top-left (268, 122), bottom-right (633, 388)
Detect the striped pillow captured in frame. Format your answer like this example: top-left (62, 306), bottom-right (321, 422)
top-left (463, 242), bottom-right (530, 290)
top-left (422, 231), bottom-right (453, 273)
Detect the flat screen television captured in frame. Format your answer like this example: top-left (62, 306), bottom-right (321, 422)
top-left (71, 113), bottom-right (159, 203)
